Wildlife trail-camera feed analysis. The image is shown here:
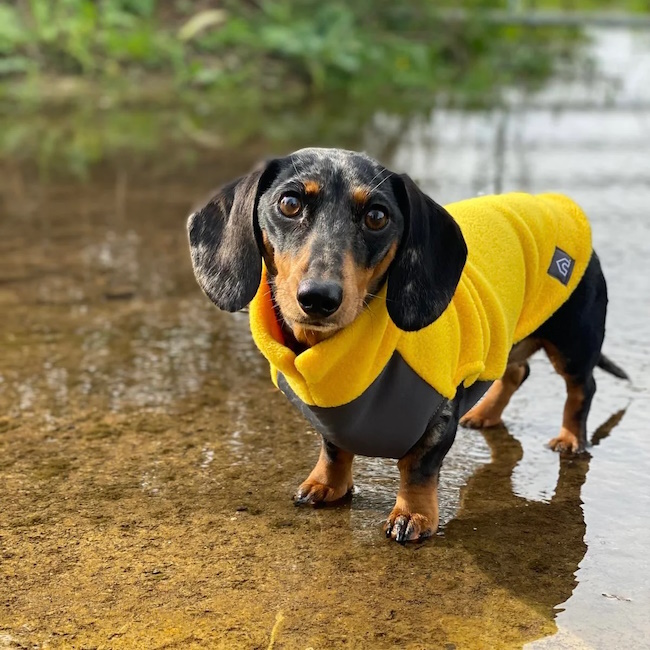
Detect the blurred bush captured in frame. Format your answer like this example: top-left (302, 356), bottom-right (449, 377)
top-left (3, 1), bottom-right (629, 173)
top-left (0, 0), bottom-right (594, 109)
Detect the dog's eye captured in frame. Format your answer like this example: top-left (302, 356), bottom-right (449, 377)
top-left (278, 193), bottom-right (302, 217)
top-left (364, 207), bottom-right (389, 231)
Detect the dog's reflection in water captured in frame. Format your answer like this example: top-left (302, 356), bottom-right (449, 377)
top-left (296, 410), bottom-right (625, 648)
top-left (444, 410), bottom-right (625, 621)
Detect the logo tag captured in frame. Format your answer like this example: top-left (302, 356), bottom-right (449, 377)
top-left (548, 247), bottom-right (575, 286)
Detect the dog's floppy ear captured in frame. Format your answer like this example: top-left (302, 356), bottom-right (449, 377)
top-left (387, 173), bottom-right (467, 331)
top-left (187, 160), bottom-right (282, 312)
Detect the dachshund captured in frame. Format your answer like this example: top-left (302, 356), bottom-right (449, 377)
top-left (187, 148), bottom-right (627, 543)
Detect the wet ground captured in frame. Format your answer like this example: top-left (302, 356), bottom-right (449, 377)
top-left (1, 28), bottom-right (649, 650)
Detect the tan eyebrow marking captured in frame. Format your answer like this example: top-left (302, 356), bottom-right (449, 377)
top-left (352, 187), bottom-right (370, 205)
top-left (303, 180), bottom-right (320, 195)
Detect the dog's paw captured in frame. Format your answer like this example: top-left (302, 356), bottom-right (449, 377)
top-left (548, 428), bottom-right (584, 454)
top-left (384, 509), bottom-right (437, 544)
top-left (459, 411), bottom-right (503, 429)
top-left (293, 479), bottom-right (352, 506)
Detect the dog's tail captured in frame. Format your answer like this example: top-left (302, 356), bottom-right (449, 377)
top-left (597, 354), bottom-right (629, 380)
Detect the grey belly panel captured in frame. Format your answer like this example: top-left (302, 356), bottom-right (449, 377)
top-left (277, 353), bottom-right (492, 459)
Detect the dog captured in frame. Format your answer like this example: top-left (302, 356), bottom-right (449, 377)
top-left (187, 147), bottom-right (627, 544)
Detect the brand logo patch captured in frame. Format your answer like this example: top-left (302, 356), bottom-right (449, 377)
top-left (548, 247), bottom-right (575, 286)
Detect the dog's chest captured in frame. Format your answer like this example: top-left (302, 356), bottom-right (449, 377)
top-left (277, 353), bottom-right (490, 458)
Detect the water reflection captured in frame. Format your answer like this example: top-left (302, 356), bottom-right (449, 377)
top-left (448, 411), bottom-right (624, 623)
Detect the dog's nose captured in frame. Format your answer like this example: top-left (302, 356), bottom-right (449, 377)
top-left (297, 279), bottom-right (343, 317)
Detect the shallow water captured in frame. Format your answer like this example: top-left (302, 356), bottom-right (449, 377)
top-left (1, 28), bottom-right (649, 650)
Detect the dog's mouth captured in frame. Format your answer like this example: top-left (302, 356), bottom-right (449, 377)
top-left (291, 318), bottom-right (340, 332)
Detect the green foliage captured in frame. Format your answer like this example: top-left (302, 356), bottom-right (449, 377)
top-left (0, 0), bottom-right (183, 76)
top-left (0, 0), bottom-right (636, 174)
top-left (0, 0), bottom-right (596, 109)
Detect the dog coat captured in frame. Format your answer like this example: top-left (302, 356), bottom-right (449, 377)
top-left (249, 192), bottom-right (592, 458)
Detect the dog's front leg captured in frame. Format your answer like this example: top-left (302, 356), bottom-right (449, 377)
top-left (294, 438), bottom-right (354, 506)
top-left (385, 400), bottom-right (459, 543)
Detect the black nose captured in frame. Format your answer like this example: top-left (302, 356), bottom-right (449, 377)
top-left (297, 279), bottom-right (343, 317)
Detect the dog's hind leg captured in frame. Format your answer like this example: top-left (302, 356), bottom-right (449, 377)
top-left (460, 362), bottom-right (530, 429)
top-left (459, 338), bottom-right (540, 429)
top-left (537, 253), bottom-right (608, 454)
top-left (545, 363), bottom-right (596, 454)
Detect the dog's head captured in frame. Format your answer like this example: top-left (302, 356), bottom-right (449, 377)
top-left (188, 148), bottom-right (467, 343)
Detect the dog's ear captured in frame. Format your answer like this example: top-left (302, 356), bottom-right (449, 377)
top-left (387, 173), bottom-right (467, 331)
top-left (187, 160), bottom-right (282, 312)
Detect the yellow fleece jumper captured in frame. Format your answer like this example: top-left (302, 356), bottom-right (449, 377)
top-left (249, 193), bottom-right (592, 410)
